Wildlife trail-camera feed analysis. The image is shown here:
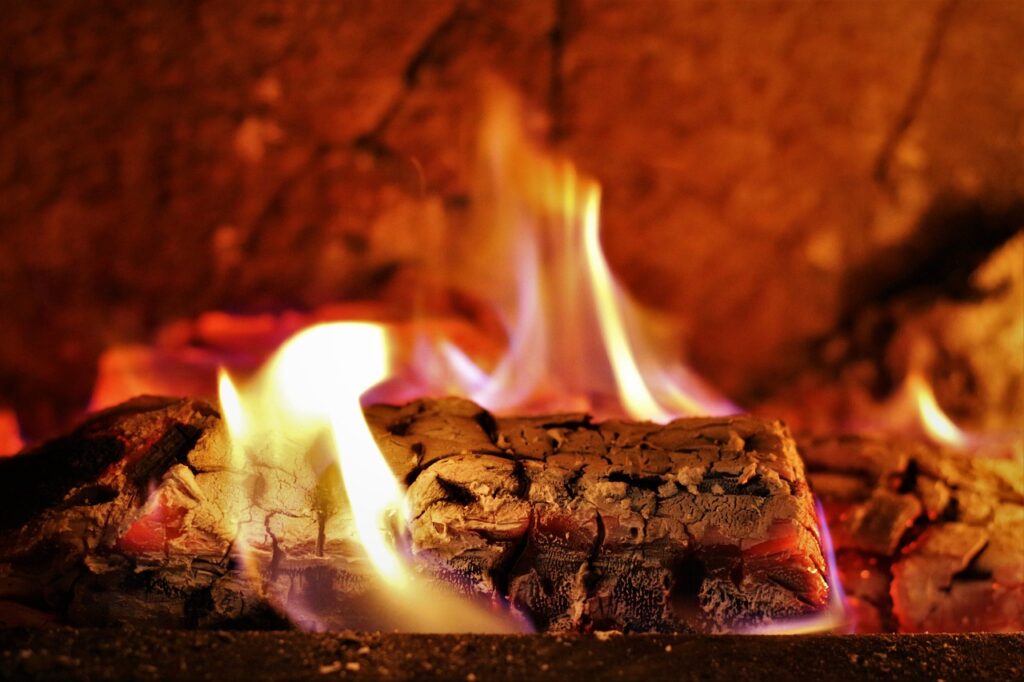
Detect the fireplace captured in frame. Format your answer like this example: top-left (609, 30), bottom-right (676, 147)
top-left (1, 0), bottom-right (1022, 679)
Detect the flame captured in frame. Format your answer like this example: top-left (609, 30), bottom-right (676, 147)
top-left (416, 81), bottom-right (738, 422)
top-left (903, 371), bottom-right (968, 447)
top-left (267, 324), bottom-right (407, 585)
top-left (217, 368), bottom-right (248, 470)
top-left (583, 184), bottom-right (673, 421)
top-left (218, 322), bottom-right (522, 632)
top-left (872, 356), bottom-right (973, 450)
top-left (219, 323), bottom-right (407, 586)
top-left (868, 336), bottom-right (979, 450)
top-left (83, 84), bottom-right (738, 427)
top-left (846, 337), bottom-right (1023, 456)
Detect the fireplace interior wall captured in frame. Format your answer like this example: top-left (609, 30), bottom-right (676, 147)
top-left (1, 0), bottom-right (1022, 439)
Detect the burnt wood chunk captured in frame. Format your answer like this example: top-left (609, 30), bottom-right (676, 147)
top-left (802, 435), bottom-right (1024, 633)
top-left (0, 397), bottom-right (829, 632)
top-left (401, 411), bottom-right (828, 632)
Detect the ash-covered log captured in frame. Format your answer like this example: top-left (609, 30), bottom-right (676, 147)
top-left (802, 435), bottom-right (1024, 632)
top-left (0, 396), bottom-right (829, 633)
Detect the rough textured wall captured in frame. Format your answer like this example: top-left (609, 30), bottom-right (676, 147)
top-left (562, 0), bottom-right (1023, 393)
top-left (1, 0), bottom-right (1022, 436)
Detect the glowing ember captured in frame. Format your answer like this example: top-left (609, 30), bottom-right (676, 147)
top-left (0, 409), bottom-right (22, 455)
top-left (747, 500), bottom-right (849, 634)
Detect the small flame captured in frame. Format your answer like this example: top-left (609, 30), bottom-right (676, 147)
top-left (851, 338), bottom-right (1022, 455)
top-left (217, 369), bottom-right (248, 470)
top-left (903, 371), bottom-right (968, 447)
top-left (870, 362), bottom-right (973, 450)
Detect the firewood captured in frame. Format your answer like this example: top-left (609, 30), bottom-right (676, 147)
top-left (0, 396), bottom-right (829, 633)
top-left (802, 435), bottom-right (1024, 632)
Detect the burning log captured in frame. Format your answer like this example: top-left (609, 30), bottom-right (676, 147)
top-left (0, 396), bottom-right (829, 633)
top-left (803, 436), bottom-right (1024, 632)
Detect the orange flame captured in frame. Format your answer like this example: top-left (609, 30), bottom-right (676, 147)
top-left (416, 82), bottom-right (738, 422)
top-left (268, 324), bottom-right (407, 584)
top-left (901, 371), bottom-right (968, 448)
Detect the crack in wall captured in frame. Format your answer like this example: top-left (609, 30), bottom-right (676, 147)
top-left (873, 0), bottom-right (960, 187)
top-left (355, 2), bottom-right (469, 153)
top-left (548, 0), bottom-right (568, 143)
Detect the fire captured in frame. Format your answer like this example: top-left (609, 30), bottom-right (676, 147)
top-left (415, 81), bottom-right (738, 422)
top-left (901, 371), bottom-right (968, 448)
top-left (72, 82), bottom-right (851, 634)
top-left (218, 323), bottom-right (408, 585)
top-left (864, 336), bottom-right (995, 451)
top-left (875, 336), bottom-right (975, 450)
top-left (216, 368), bottom-right (248, 470)
top-left (82, 84), bottom-right (737, 426)
top-left (269, 324), bottom-right (406, 585)
top-left (582, 184), bottom-right (668, 421)
top-left (218, 322), bottom-right (522, 632)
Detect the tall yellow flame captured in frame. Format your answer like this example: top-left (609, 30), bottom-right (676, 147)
top-left (582, 184), bottom-right (674, 422)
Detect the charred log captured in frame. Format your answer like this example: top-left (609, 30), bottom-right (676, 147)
top-left (802, 435), bottom-right (1024, 632)
top-left (0, 397), bottom-right (828, 633)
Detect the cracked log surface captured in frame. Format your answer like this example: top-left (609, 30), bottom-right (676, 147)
top-left (0, 396), bottom-right (828, 633)
top-left (803, 436), bottom-right (1024, 632)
